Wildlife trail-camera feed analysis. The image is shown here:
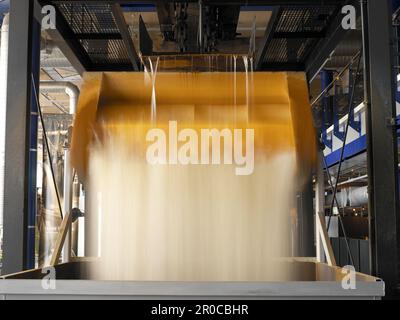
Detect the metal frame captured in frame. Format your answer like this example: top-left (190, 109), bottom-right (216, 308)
top-left (111, 3), bottom-right (140, 70)
top-left (26, 11), bottom-right (41, 271)
top-left (139, 14), bottom-right (153, 56)
top-left (3, 0), bottom-right (398, 297)
top-left (305, 0), bottom-right (359, 81)
top-left (2, 0), bottom-right (38, 275)
top-left (254, 6), bottom-right (281, 70)
top-left (37, 0), bottom-right (142, 72)
top-left (34, 1), bottom-right (88, 75)
top-left (362, 0), bottom-right (400, 297)
top-left (35, 0), bottom-right (348, 72)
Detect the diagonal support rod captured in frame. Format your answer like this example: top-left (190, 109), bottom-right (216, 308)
top-left (32, 74), bottom-right (64, 221)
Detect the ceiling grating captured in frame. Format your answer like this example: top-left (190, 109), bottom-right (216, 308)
top-left (42, 1), bottom-right (345, 72)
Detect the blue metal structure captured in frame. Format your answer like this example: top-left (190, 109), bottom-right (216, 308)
top-left (325, 135), bottom-right (367, 167)
top-left (0, 0), bottom-right (9, 24)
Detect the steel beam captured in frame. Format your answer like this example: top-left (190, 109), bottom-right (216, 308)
top-left (111, 3), bottom-right (140, 71)
top-left (362, 0), bottom-right (400, 297)
top-left (254, 6), bottom-right (281, 70)
top-left (274, 31), bottom-right (326, 38)
top-left (35, 0), bottom-right (88, 75)
top-left (2, 0), bottom-right (38, 275)
top-left (26, 11), bottom-right (41, 271)
top-left (139, 15), bottom-right (153, 56)
top-left (156, 0), bottom-right (174, 40)
top-left (74, 33), bottom-right (123, 40)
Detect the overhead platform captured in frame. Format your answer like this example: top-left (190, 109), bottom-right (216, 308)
top-left (37, 0), bottom-right (353, 74)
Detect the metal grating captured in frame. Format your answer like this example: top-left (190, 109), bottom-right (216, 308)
top-left (58, 4), bottom-right (119, 35)
top-left (44, 1), bottom-right (344, 72)
top-left (79, 39), bottom-right (131, 65)
top-left (276, 6), bottom-right (337, 33)
top-left (55, 3), bottom-right (133, 68)
top-left (265, 38), bottom-right (314, 63)
top-left (264, 5), bottom-right (339, 65)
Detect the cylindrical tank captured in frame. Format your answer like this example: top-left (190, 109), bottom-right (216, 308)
top-left (326, 190), bottom-right (348, 208)
top-left (348, 186), bottom-right (368, 207)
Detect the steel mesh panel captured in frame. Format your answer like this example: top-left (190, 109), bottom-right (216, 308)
top-left (54, 3), bottom-right (132, 67)
top-left (265, 38), bottom-right (315, 64)
top-left (49, 1), bottom-right (342, 70)
top-left (265, 5), bottom-right (339, 65)
top-left (276, 6), bottom-right (337, 33)
top-left (57, 3), bottom-right (119, 34)
top-left (79, 39), bottom-right (131, 65)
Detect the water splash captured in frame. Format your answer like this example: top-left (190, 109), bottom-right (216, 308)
top-left (70, 72), bottom-right (317, 281)
top-left (243, 56), bottom-right (250, 113)
top-left (148, 57), bottom-right (160, 124)
top-left (250, 57), bottom-right (255, 120)
top-left (233, 55), bottom-right (237, 123)
top-left (140, 53), bottom-right (151, 83)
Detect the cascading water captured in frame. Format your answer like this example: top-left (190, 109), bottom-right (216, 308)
top-left (148, 57), bottom-right (160, 123)
top-left (243, 56), bottom-right (250, 111)
top-left (71, 57), bottom-right (317, 282)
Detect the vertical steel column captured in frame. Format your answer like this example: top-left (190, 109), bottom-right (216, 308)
top-left (315, 152), bottom-right (326, 263)
top-left (362, 0), bottom-right (400, 296)
top-left (2, 0), bottom-right (37, 274)
top-left (198, 0), bottom-right (203, 52)
top-left (26, 11), bottom-right (41, 270)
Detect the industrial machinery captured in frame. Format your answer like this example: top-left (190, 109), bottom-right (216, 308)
top-left (0, 66), bottom-right (384, 299)
top-left (0, 0), bottom-right (399, 300)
